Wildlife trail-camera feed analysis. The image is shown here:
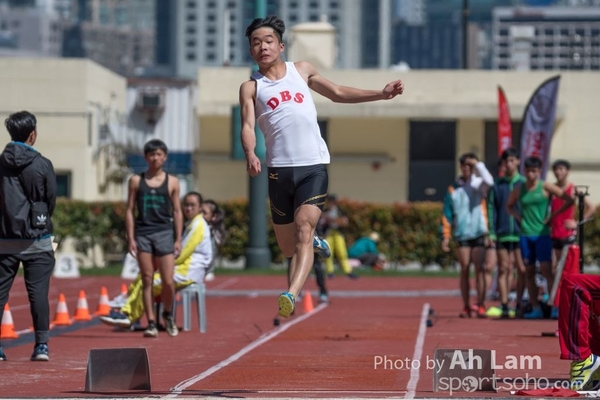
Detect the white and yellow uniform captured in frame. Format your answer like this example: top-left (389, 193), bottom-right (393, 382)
top-left (122, 214), bottom-right (212, 322)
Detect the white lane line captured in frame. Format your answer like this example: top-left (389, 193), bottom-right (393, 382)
top-left (165, 302), bottom-right (328, 398)
top-left (405, 303), bottom-right (430, 399)
top-left (211, 277), bottom-right (239, 290)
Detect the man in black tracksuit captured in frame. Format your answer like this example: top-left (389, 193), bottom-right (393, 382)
top-left (0, 111), bottom-right (56, 361)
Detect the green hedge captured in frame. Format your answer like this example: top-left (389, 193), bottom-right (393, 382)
top-left (53, 199), bottom-right (600, 267)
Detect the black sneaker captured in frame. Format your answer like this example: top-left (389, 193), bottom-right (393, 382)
top-left (0, 347), bottom-right (7, 361)
top-left (31, 343), bottom-right (49, 361)
top-left (346, 273), bottom-right (359, 280)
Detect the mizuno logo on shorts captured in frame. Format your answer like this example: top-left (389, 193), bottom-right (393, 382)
top-left (269, 173), bottom-right (278, 180)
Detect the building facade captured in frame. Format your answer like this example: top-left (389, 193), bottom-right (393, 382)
top-left (0, 58), bottom-right (128, 201)
top-left (155, 0), bottom-right (370, 79)
top-left (196, 67), bottom-right (600, 204)
top-left (492, 6), bottom-right (600, 70)
top-left (0, 5), bottom-right (63, 56)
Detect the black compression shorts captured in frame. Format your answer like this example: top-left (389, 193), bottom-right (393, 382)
top-left (267, 164), bottom-right (328, 225)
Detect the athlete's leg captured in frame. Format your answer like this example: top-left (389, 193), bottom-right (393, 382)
top-left (484, 246), bottom-right (496, 298)
top-left (471, 243), bottom-right (487, 312)
top-left (287, 204), bottom-right (321, 297)
top-left (153, 229), bottom-right (176, 316)
top-left (137, 250), bottom-right (156, 324)
top-left (513, 247), bottom-right (527, 308)
top-left (456, 246), bottom-right (472, 313)
top-left (497, 247), bottom-right (511, 306)
top-left (156, 253), bottom-right (175, 315)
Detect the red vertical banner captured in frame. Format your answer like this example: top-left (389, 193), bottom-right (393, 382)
top-left (497, 85), bottom-right (512, 156)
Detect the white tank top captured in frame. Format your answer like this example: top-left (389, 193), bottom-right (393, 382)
top-left (252, 62), bottom-right (330, 168)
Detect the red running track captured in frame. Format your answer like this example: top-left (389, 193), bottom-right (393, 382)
top-left (0, 274), bottom-right (569, 398)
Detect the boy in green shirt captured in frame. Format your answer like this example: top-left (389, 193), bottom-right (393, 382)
top-left (507, 156), bottom-right (573, 319)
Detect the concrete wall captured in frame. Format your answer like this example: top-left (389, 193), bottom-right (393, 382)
top-left (0, 58), bottom-right (127, 201)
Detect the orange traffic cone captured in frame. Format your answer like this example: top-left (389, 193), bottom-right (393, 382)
top-left (120, 283), bottom-right (128, 298)
top-left (1, 304), bottom-right (18, 339)
top-left (73, 290), bottom-right (92, 321)
top-left (95, 286), bottom-right (111, 316)
top-left (303, 291), bottom-right (314, 313)
top-left (52, 293), bottom-right (72, 326)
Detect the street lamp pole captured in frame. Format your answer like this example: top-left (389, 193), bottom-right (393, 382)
top-left (245, 0), bottom-right (271, 269)
top-left (462, 0), bottom-right (469, 69)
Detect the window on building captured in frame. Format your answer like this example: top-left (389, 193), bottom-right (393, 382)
top-left (330, 14), bottom-right (338, 22)
top-left (12, 20), bottom-right (19, 28)
top-left (207, 26), bottom-right (216, 34)
top-left (309, 13), bottom-right (319, 21)
top-left (309, 1), bottom-right (319, 8)
top-left (207, 52), bottom-right (215, 60)
top-left (208, 13), bottom-right (216, 22)
top-left (207, 40), bottom-right (215, 47)
top-left (186, 0), bottom-right (196, 8)
top-left (186, 13), bottom-right (196, 22)
top-left (56, 172), bottom-right (71, 198)
top-left (289, 14), bottom-right (298, 22)
top-left (330, 0), bottom-right (339, 8)
top-left (290, 1), bottom-right (298, 8)
top-left (186, 26), bottom-right (196, 34)
top-left (208, 1), bottom-right (216, 8)
top-left (187, 39), bottom-right (196, 48)
top-left (187, 52), bottom-right (196, 61)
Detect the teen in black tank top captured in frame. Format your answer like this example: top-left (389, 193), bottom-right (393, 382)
top-left (135, 172), bottom-right (173, 235)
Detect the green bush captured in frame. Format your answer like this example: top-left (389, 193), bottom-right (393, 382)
top-left (52, 199), bottom-right (600, 268)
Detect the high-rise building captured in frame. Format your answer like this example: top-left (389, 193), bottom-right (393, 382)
top-left (492, 6), bottom-right (600, 70)
top-left (62, 0), bottom-right (155, 76)
top-left (156, 0), bottom-right (366, 79)
top-left (0, 5), bottom-right (63, 57)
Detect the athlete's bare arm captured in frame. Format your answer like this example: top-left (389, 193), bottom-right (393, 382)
top-left (544, 181), bottom-right (574, 223)
top-left (239, 80), bottom-right (261, 177)
top-left (126, 175), bottom-right (140, 256)
top-left (506, 188), bottom-right (521, 224)
top-left (169, 175), bottom-right (183, 254)
top-left (295, 61), bottom-right (404, 103)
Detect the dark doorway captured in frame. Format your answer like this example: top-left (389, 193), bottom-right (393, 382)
top-left (409, 121), bottom-right (456, 202)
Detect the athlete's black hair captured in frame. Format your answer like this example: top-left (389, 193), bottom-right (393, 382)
top-left (5, 111), bottom-right (36, 142)
top-left (552, 159), bottom-right (571, 170)
top-left (245, 15), bottom-right (285, 43)
top-left (524, 156), bottom-right (543, 169)
top-left (500, 147), bottom-right (519, 161)
top-left (143, 139), bottom-right (168, 155)
top-left (459, 152), bottom-right (478, 165)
